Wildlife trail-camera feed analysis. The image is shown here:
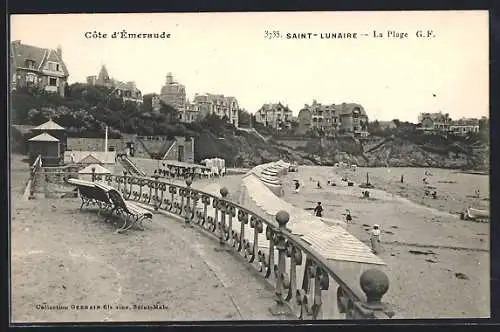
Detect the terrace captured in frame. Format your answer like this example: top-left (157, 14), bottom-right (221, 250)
top-left (12, 155), bottom-right (395, 322)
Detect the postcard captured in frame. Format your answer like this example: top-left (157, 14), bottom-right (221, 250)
top-left (9, 11), bottom-right (490, 323)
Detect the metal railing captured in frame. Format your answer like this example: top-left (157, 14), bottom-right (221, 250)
top-left (91, 172), bottom-right (395, 320)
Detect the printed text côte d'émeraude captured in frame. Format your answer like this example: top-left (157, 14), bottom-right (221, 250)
top-left (84, 31), bottom-right (171, 39)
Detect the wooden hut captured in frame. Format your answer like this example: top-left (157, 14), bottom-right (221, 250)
top-left (31, 119), bottom-right (68, 153)
top-left (28, 132), bottom-right (61, 166)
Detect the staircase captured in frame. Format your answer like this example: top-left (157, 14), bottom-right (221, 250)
top-left (239, 127), bottom-right (269, 142)
top-left (118, 155), bottom-right (146, 176)
top-left (136, 137), bottom-right (175, 160)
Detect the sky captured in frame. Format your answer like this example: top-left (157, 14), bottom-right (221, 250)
top-left (10, 11), bottom-right (489, 122)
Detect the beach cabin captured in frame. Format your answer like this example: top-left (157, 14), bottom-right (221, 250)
top-left (28, 132), bottom-right (61, 166)
top-left (64, 150), bottom-right (117, 173)
top-left (31, 119), bottom-right (68, 153)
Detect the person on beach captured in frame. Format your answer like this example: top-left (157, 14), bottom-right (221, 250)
top-left (345, 209), bottom-right (352, 223)
top-left (400, 174), bottom-right (404, 183)
top-left (294, 180), bottom-right (300, 194)
top-left (314, 202), bottom-right (323, 217)
top-left (370, 224), bottom-right (381, 254)
top-left (317, 181), bottom-right (322, 189)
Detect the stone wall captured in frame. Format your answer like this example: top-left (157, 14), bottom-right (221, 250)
top-left (67, 138), bottom-right (127, 152)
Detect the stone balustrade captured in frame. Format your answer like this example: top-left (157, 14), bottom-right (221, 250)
top-left (89, 172), bottom-right (395, 320)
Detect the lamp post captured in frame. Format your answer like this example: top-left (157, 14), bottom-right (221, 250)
top-left (91, 167), bottom-right (96, 182)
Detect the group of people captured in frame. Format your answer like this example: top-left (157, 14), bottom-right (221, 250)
top-left (292, 177), bottom-right (382, 255)
top-left (153, 165), bottom-right (225, 180)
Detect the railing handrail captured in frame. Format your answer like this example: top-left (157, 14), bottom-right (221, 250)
top-left (95, 172), bottom-right (393, 319)
top-left (31, 154), bottom-right (42, 174)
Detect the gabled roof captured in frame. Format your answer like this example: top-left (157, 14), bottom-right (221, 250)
top-left (78, 163), bottom-right (112, 174)
top-left (11, 41), bottom-right (69, 76)
top-left (28, 132), bottom-right (60, 142)
top-left (32, 119), bottom-right (65, 131)
top-left (78, 154), bottom-right (103, 165)
top-left (65, 151), bottom-right (116, 164)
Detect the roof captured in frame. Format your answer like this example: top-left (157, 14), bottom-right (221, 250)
top-left (11, 41), bottom-right (69, 76)
top-left (65, 151), bottom-right (116, 164)
top-left (78, 164), bottom-right (112, 174)
top-left (78, 154), bottom-right (103, 165)
top-left (337, 103), bottom-right (367, 116)
top-left (97, 65), bottom-right (110, 82)
top-left (28, 132), bottom-right (60, 142)
top-left (11, 124), bottom-right (35, 135)
top-left (115, 80), bottom-right (141, 93)
top-left (32, 119), bottom-right (65, 131)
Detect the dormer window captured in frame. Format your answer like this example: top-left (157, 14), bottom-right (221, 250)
top-left (25, 60), bottom-right (35, 69)
top-left (47, 62), bottom-right (60, 72)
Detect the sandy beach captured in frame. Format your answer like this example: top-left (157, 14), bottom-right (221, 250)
top-left (9, 154), bottom-right (285, 322)
top-left (11, 153), bottom-right (490, 319)
top-left (280, 165), bottom-right (489, 318)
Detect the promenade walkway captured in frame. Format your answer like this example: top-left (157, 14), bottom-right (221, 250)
top-left (10, 155), bottom-right (291, 322)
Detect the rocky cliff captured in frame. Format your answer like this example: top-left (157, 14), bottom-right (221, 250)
top-left (210, 130), bottom-right (488, 170)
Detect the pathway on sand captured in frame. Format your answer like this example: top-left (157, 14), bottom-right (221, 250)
top-left (10, 156), bottom-right (288, 322)
top-left (280, 166), bottom-right (489, 319)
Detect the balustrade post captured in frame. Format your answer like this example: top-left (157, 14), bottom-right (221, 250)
top-left (28, 169), bottom-right (36, 200)
top-left (270, 210), bottom-right (293, 317)
top-left (184, 179), bottom-right (193, 228)
top-left (215, 187), bottom-right (231, 251)
top-left (121, 170), bottom-right (127, 194)
top-left (355, 269), bottom-right (394, 319)
top-left (153, 175), bottom-right (160, 211)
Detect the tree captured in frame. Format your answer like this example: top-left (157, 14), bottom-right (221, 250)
top-left (238, 109), bottom-right (252, 126)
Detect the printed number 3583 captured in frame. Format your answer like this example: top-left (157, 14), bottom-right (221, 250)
top-left (265, 30), bottom-right (281, 39)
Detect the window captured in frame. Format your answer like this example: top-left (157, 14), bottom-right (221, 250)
top-left (49, 77), bottom-right (57, 86)
top-left (47, 62), bottom-right (60, 72)
top-left (25, 60), bottom-right (35, 68)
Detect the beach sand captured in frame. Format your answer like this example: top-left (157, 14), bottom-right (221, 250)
top-left (9, 155), bottom-right (285, 322)
top-left (280, 166), bottom-right (490, 318)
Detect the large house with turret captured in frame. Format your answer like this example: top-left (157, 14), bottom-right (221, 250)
top-left (10, 40), bottom-right (70, 97)
top-left (87, 65), bottom-right (143, 104)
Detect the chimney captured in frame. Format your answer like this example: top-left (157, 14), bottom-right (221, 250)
top-left (56, 45), bottom-right (62, 57)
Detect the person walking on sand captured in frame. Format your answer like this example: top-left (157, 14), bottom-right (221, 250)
top-left (400, 174), bottom-right (404, 183)
top-left (314, 202), bottom-right (323, 217)
top-left (317, 181), bottom-right (322, 189)
top-left (370, 224), bottom-right (381, 254)
top-left (345, 209), bottom-right (352, 223)
top-left (294, 180), bottom-right (301, 194)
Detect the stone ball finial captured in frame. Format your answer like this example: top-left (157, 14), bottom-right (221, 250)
top-left (186, 178), bottom-right (192, 187)
top-left (275, 210), bottom-right (290, 228)
top-left (220, 187), bottom-right (229, 198)
top-left (360, 269), bottom-right (390, 304)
